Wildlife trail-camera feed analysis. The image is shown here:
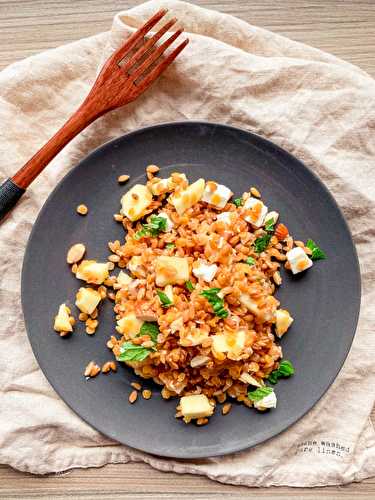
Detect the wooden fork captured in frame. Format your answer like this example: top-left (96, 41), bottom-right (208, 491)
top-left (0, 9), bottom-right (188, 221)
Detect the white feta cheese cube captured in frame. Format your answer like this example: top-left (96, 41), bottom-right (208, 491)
top-left (117, 271), bottom-right (133, 287)
top-left (180, 394), bottom-right (214, 419)
top-left (265, 211), bottom-right (279, 225)
top-left (212, 330), bottom-right (246, 354)
top-left (157, 212), bottom-right (174, 231)
top-left (254, 390), bottom-right (277, 411)
top-left (286, 247), bottom-right (313, 274)
top-left (128, 256), bottom-right (145, 277)
top-left (169, 178), bottom-right (205, 215)
top-left (192, 261), bottom-right (218, 282)
top-left (150, 178), bottom-right (169, 196)
top-left (53, 304), bottom-right (73, 333)
top-left (75, 287), bottom-right (101, 315)
top-left (202, 182), bottom-right (233, 209)
top-left (76, 260), bottom-right (110, 285)
top-left (155, 256), bottom-right (189, 286)
top-left (120, 184), bottom-right (153, 221)
top-left (116, 312), bottom-right (143, 338)
top-left (216, 211), bottom-right (235, 225)
top-left (243, 197), bottom-right (268, 227)
top-left (275, 309), bottom-right (294, 337)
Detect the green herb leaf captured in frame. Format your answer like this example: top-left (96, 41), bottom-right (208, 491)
top-left (185, 280), bottom-right (195, 292)
top-left (200, 287), bottom-right (221, 297)
top-left (306, 239), bottom-right (326, 261)
top-left (264, 217), bottom-right (275, 232)
top-left (117, 342), bottom-right (154, 362)
top-left (268, 360), bottom-right (295, 384)
top-left (165, 243), bottom-right (175, 249)
top-left (157, 290), bottom-right (173, 308)
top-left (233, 197), bottom-right (243, 207)
top-left (248, 386), bottom-right (273, 402)
top-left (254, 233), bottom-right (272, 253)
top-left (134, 215), bottom-right (167, 240)
top-left (139, 322), bottom-right (159, 343)
top-left (246, 257), bottom-right (256, 266)
top-left (201, 288), bottom-right (229, 318)
top-left (134, 228), bottom-right (148, 240)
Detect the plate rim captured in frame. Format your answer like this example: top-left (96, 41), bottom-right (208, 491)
top-left (21, 120), bottom-right (361, 458)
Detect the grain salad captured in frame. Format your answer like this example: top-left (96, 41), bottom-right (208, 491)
top-left (53, 166), bottom-right (326, 424)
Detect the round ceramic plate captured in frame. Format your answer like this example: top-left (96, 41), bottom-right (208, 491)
top-left (22, 121), bottom-right (360, 458)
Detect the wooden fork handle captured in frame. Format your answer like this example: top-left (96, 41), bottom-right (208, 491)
top-left (0, 99), bottom-right (101, 221)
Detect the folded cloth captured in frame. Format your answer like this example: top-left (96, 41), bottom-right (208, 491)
top-left (0, 0), bottom-right (375, 486)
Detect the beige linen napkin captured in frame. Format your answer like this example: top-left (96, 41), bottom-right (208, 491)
top-left (1, 0), bottom-right (375, 486)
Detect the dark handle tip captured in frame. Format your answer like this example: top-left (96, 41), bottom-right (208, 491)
top-left (0, 178), bottom-right (25, 222)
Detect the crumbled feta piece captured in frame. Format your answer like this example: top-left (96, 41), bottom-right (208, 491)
top-left (180, 394), bottom-right (214, 419)
top-left (192, 261), bottom-right (218, 282)
top-left (168, 173), bottom-right (187, 189)
top-left (120, 184), bottom-right (153, 221)
top-left (202, 182), bottom-right (232, 209)
top-left (164, 284), bottom-right (174, 303)
top-left (53, 304), bottom-right (73, 333)
top-left (180, 328), bottom-right (209, 346)
top-left (155, 256), bottom-right (189, 286)
top-left (239, 293), bottom-right (259, 315)
top-left (243, 197), bottom-right (268, 227)
top-left (169, 178), bottom-right (205, 215)
top-left (275, 309), bottom-right (294, 337)
top-left (76, 260), bottom-right (109, 285)
top-left (116, 312), bottom-right (143, 338)
top-left (216, 211), bottom-right (235, 225)
top-left (265, 210), bottom-right (279, 225)
top-left (212, 330), bottom-right (246, 354)
top-left (158, 212), bottom-right (174, 231)
top-left (75, 287), bottom-right (101, 315)
top-left (150, 178), bottom-right (169, 196)
top-left (128, 256), bottom-right (145, 278)
top-left (170, 316), bottom-right (184, 333)
top-left (117, 271), bottom-right (133, 287)
top-left (240, 293), bottom-right (278, 322)
top-left (286, 247), bottom-right (313, 274)
top-left (254, 391), bottom-right (277, 411)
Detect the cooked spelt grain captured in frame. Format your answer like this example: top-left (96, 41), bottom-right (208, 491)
top-left (129, 390), bottom-right (138, 403)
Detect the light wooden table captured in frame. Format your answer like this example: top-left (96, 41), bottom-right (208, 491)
top-left (1, 1), bottom-right (374, 498)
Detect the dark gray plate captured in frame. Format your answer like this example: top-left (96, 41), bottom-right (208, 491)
top-left (22, 121), bottom-right (361, 458)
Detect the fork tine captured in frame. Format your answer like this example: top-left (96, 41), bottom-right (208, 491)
top-left (129, 29), bottom-right (184, 83)
top-left (111, 8), bottom-right (168, 63)
top-left (121, 17), bottom-right (178, 74)
top-left (135, 39), bottom-right (189, 89)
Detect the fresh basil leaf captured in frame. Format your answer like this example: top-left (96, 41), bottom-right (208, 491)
top-left (246, 257), bottom-right (256, 266)
top-left (248, 386), bottom-right (273, 402)
top-left (134, 215), bottom-right (167, 240)
top-left (268, 360), bottom-right (295, 384)
top-left (233, 197), bottom-right (243, 207)
top-left (117, 342), bottom-right (153, 362)
top-left (264, 217), bottom-right (275, 232)
top-left (200, 288), bottom-right (221, 298)
top-left (139, 322), bottom-right (159, 343)
top-left (157, 290), bottom-right (173, 308)
top-left (134, 228), bottom-right (148, 240)
top-left (165, 243), bottom-right (175, 249)
top-left (254, 233), bottom-right (272, 253)
top-left (200, 288), bottom-right (229, 318)
top-left (185, 280), bottom-right (195, 292)
top-left (306, 239), bottom-right (326, 260)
